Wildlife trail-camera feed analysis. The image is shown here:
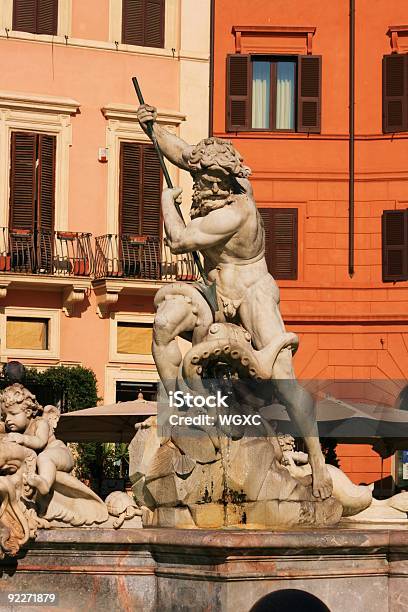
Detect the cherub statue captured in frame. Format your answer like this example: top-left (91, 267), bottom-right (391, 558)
top-left (0, 384), bottom-right (73, 495)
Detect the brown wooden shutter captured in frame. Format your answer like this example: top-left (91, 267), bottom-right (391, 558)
top-left (141, 145), bottom-right (162, 236)
top-left (13, 0), bottom-right (57, 34)
top-left (122, 0), bottom-right (164, 48)
top-left (382, 54), bottom-right (408, 133)
top-left (36, 0), bottom-right (58, 35)
top-left (37, 134), bottom-right (56, 232)
top-left (9, 132), bottom-right (37, 231)
top-left (120, 142), bottom-right (142, 234)
top-left (144, 0), bottom-right (165, 48)
top-left (13, 0), bottom-right (37, 33)
top-left (226, 54), bottom-right (251, 131)
top-left (122, 0), bottom-right (144, 46)
top-left (120, 142), bottom-right (162, 236)
top-left (259, 208), bottom-right (298, 280)
top-left (297, 55), bottom-right (322, 133)
top-left (382, 209), bottom-right (408, 281)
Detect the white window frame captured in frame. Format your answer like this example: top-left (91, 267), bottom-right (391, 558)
top-left (0, 92), bottom-right (79, 230)
top-left (108, 0), bottom-right (178, 51)
top-left (104, 364), bottom-right (158, 404)
top-left (102, 104), bottom-right (184, 234)
top-left (0, 0), bottom-right (72, 38)
top-left (0, 307), bottom-right (60, 360)
top-left (109, 312), bottom-right (154, 364)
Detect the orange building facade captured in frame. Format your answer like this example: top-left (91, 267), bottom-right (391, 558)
top-left (212, 0), bottom-right (408, 485)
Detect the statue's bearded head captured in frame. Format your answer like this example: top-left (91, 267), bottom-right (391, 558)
top-left (183, 137), bottom-right (251, 219)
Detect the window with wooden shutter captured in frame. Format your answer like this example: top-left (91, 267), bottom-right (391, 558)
top-left (13, 0), bottom-right (58, 35)
top-left (122, 0), bottom-right (165, 48)
top-left (226, 54), bottom-right (322, 133)
top-left (9, 131), bottom-right (56, 273)
top-left (119, 142), bottom-right (162, 237)
top-left (226, 55), bottom-right (251, 131)
top-left (37, 134), bottom-right (56, 232)
top-left (9, 132), bottom-right (36, 231)
top-left (382, 210), bottom-right (408, 281)
top-left (382, 54), bottom-right (408, 133)
top-left (297, 55), bottom-right (322, 133)
top-left (9, 132), bottom-right (56, 232)
top-left (141, 145), bottom-right (161, 235)
top-left (258, 208), bottom-right (298, 280)
top-left (119, 142), bottom-right (162, 279)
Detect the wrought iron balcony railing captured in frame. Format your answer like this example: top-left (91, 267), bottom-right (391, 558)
top-left (94, 234), bottom-right (198, 282)
top-left (0, 228), bottom-right (93, 277)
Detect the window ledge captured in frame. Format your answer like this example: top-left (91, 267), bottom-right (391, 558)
top-left (0, 90), bottom-right (80, 115)
top-left (0, 274), bottom-right (90, 317)
top-left (0, 31), bottom-right (208, 61)
top-left (93, 278), bottom-right (172, 318)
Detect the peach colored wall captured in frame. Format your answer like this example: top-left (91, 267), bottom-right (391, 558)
top-left (71, 0), bottom-right (110, 41)
top-left (0, 2), bottom-right (185, 403)
top-left (0, 40), bottom-right (179, 236)
top-left (213, 0), bottom-right (408, 484)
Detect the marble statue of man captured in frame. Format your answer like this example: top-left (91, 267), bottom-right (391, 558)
top-left (136, 104), bottom-right (332, 500)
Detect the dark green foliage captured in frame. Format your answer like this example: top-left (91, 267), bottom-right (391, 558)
top-left (25, 365), bottom-right (99, 412)
top-left (1, 364), bottom-right (99, 412)
top-left (74, 442), bottom-right (129, 484)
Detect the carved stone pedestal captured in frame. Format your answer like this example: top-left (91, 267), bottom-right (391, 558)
top-left (1, 527), bottom-right (407, 611)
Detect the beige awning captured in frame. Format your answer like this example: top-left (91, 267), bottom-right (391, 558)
top-left (57, 398), bottom-right (157, 443)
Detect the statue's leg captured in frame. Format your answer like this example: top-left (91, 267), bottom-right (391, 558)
top-left (239, 275), bottom-right (332, 500)
top-left (153, 284), bottom-right (214, 394)
top-left (272, 349), bottom-right (333, 500)
top-left (27, 454), bottom-right (56, 495)
top-left (27, 448), bottom-right (74, 495)
top-left (153, 294), bottom-right (200, 394)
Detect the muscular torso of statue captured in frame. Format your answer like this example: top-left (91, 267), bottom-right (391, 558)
top-left (203, 195), bottom-right (280, 314)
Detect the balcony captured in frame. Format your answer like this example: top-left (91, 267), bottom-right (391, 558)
top-left (0, 228), bottom-right (93, 315)
top-left (93, 234), bottom-right (198, 317)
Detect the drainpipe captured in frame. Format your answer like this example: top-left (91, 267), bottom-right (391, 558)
top-left (349, 0), bottom-right (355, 277)
top-left (208, 0), bottom-right (215, 137)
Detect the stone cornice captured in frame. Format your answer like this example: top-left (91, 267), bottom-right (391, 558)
top-left (0, 91), bottom-right (80, 115)
top-left (102, 103), bottom-right (185, 125)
